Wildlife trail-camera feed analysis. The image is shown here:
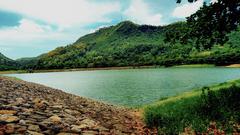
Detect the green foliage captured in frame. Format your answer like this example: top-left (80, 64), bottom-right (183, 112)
top-left (13, 1), bottom-right (240, 70)
top-left (0, 53), bottom-right (18, 70)
top-left (30, 21), bottom-right (170, 69)
top-left (226, 26), bottom-right (240, 48)
top-left (2, 0), bottom-right (240, 70)
top-left (186, 0), bottom-right (240, 49)
top-left (144, 83), bottom-right (240, 134)
top-left (164, 22), bottom-right (190, 44)
top-left (176, 0), bottom-right (198, 3)
top-left (21, 19), bottom-right (239, 70)
top-left (16, 57), bottom-right (39, 69)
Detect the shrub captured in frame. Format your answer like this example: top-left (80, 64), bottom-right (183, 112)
top-left (144, 84), bottom-right (240, 134)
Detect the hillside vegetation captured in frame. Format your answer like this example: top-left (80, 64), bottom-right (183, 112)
top-left (0, 53), bottom-right (18, 70)
top-left (144, 79), bottom-right (240, 134)
top-left (19, 21), bottom-right (240, 70)
top-left (1, 0), bottom-right (239, 70)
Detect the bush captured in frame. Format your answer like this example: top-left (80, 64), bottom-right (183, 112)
top-left (144, 84), bottom-right (240, 134)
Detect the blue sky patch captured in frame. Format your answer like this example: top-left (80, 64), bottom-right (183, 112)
top-left (0, 10), bottom-right (22, 27)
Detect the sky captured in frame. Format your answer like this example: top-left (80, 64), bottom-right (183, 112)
top-left (0, 0), bottom-right (210, 59)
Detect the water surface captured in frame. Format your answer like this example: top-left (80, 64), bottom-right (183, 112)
top-left (7, 67), bottom-right (240, 106)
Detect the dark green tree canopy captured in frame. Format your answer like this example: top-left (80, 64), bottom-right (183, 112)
top-left (169, 0), bottom-right (240, 49)
top-left (187, 0), bottom-right (240, 48)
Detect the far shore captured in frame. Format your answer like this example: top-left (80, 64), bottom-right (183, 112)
top-left (225, 64), bottom-right (240, 68)
top-left (0, 63), bottom-right (240, 74)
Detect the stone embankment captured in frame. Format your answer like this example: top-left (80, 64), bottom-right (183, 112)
top-left (0, 77), bottom-right (156, 135)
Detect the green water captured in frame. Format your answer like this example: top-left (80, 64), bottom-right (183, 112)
top-left (7, 67), bottom-right (240, 106)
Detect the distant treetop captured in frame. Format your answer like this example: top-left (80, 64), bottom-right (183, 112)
top-left (176, 0), bottom-right (198, 3)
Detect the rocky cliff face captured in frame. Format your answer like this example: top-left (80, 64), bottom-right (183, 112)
top-left (0, 77), bottom-right (156, 134)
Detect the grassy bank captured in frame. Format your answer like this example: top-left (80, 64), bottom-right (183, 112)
top-left (1, 64), bottom-right (240, 75)
top-left (0, 66), bottom-right (163, 74)
top-left (143, 79), bottom-right (240, 134)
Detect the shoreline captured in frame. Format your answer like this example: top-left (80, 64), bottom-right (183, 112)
top-left (0, 65), bottom-right (160, 74)
top-left (0, 76), bottom-right (156, 134)
top-left (2, 63), bottom-right (238, 74)
top-left (1, 75), bottom-right (240, 134)
top-left (143, 78), bottom-right (240, 134)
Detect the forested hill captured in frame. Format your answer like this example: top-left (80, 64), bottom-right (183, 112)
top-left (6, 0), bottom-right (240, 70)
top-left (34, 21), bottom-right (169, 69)
top-left (27, 20), bottom-right (240, 70)
top-left (0, 53), bottom-right (18, 70)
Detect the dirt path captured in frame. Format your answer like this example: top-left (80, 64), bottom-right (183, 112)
top-left (0, 76), bottom-right (156, 135)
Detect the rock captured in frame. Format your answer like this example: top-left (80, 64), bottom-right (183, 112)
top-left (19, 119), bottom-right (26, 125)
top-left (52, 105), bottom-right (63, 109)
top-left (70, 125), bottom-right (82, 133)
top-left (0, 115), bottom-right (19, 123)
top-left (23, 108), bottom-right (34, 113)
top-left (33, 98), bottom-right (41, 104)
top-left (57, 133), bottom-right (79, 135)
top-left (80, 119), bottom-right (97, 128)
top-left (82, 130), bottom-right (99, 135)
top-left (49, 115), bottom-right (62, 124)
top-left (94, 125), bottom-right (109, 132)
top-left (31, 114), bottom-right (48, 121)
top-left (16, 126), bottom-right (27, 134)
top-left (5, 124), bottom-right (15, 134)
top-left (33, 98), bottom-right (49, 109)
top-left (114, 124), bottom-right (130, 133)
top-left (0, 110), bottom-right (17, 115)
top-left (22, 103), bottom-right (32, 108)
top-left (49, 124), bottom-right (63, 133)
top-left (15, 98), bottom-right (24, 105)
top-left (75, 124), bottom-right (88, 129)
top-left (27, 130), bottom-right (44, 135)
top-left (64, 109), bottom-right (79, 115)
top-left (42, 130), bottom-right (53, 134)
top-left (34, 111), bottom-right (47, 116)
top-left (28, 125), bottom-right (40, 132)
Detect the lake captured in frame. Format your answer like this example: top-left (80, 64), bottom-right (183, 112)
top-left (7, 67), bottom-right (240, 107)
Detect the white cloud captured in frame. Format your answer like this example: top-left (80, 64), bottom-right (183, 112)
top-left (0, 18), bottom-right (91, 54)
top-left (0, 19), bottom-right (62, 42)
top-left (88, 24), bottom-right (113, 33)
top-left (17, 19), bottom-right (49, 33)
top-left (211, 0), bottom-right (218, 3)
top-left (0, 0), bottom-right (120, 58)
top-left (0, 0), bottom-right (121, 28)
top-left (124, 0), bottom-right (163, 25)
top-left (0, 18), bottom-right (93, 58)
top-left (172, 0), bottom-right (204, 18)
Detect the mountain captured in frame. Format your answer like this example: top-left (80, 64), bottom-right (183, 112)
top-left (20, 20), bottom-right (240, 70)
top-left (29, 21), bottom-right (187, 69)
top-left (0, 53), bottom-right (18, 70)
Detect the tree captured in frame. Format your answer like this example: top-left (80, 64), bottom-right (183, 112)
top-left (176, 0), bottom-right (198, 3)
top-left (186, 0), bottom-right (240, 49)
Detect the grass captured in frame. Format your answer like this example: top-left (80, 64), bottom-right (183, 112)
top-left (0, 75), bottom-right (22, 81)
top-left (0, 64), bottom-right (217, 75)
top-left (143, 79), bottom-right (240, 134)
top-left (0, 70), bottom-right (28, 74)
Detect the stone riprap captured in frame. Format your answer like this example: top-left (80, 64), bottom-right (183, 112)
top-left (0, 77), bottom-right (156, 135)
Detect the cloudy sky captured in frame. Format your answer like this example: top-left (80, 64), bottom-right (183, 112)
top-left (0, 0), bottom-right (208, 59)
